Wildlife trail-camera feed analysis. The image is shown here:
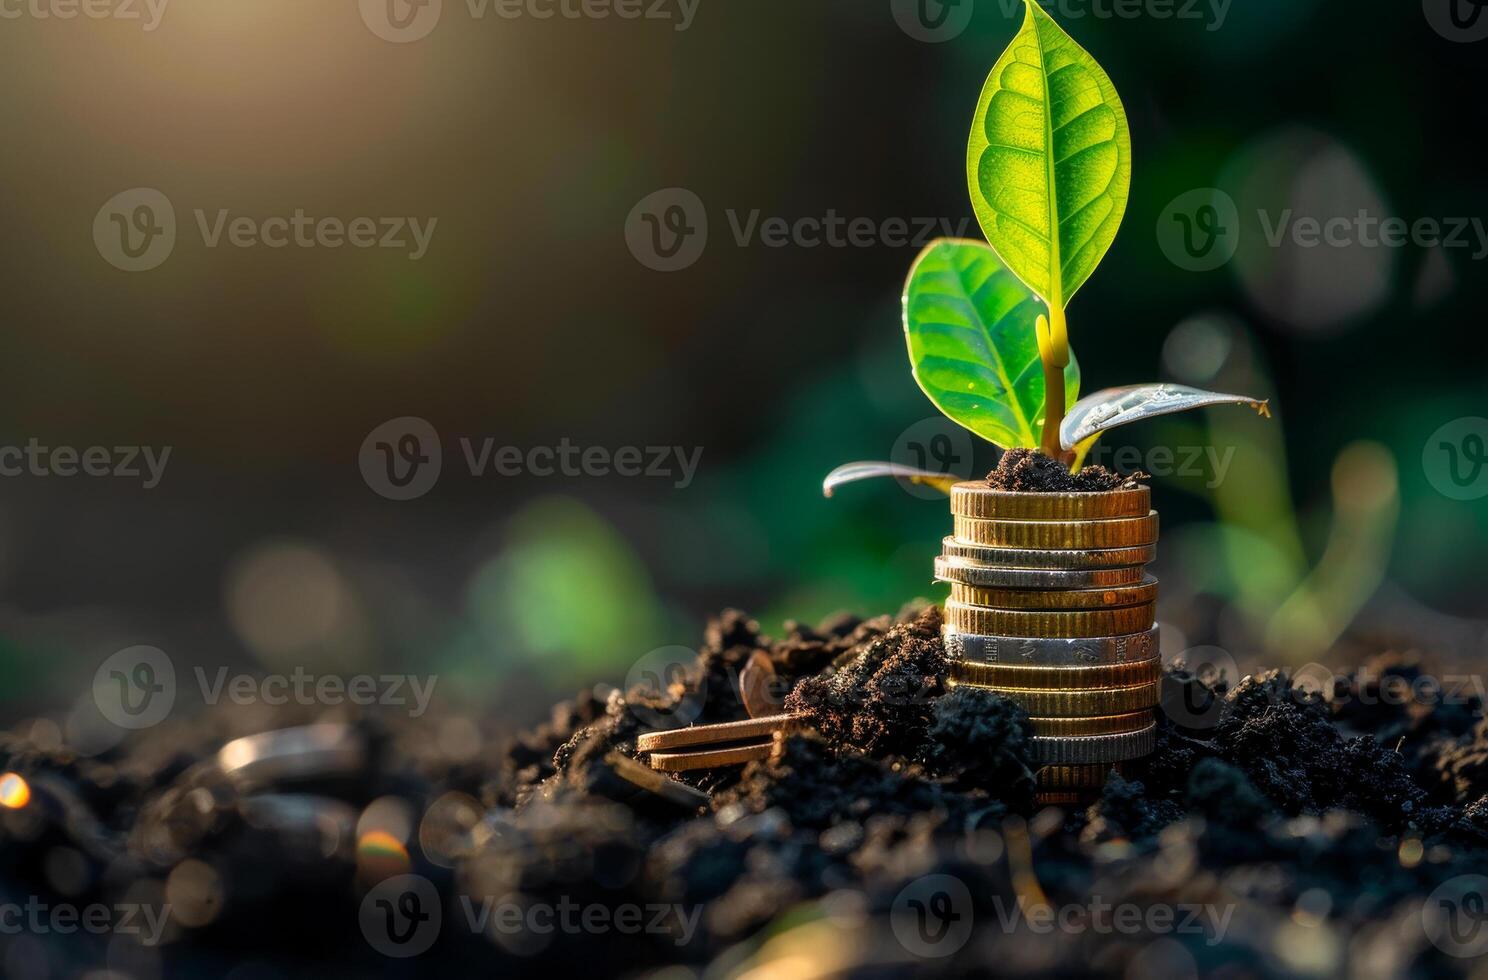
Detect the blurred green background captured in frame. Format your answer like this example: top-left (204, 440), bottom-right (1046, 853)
top-left (0, 0), bottom-right (1484, 727)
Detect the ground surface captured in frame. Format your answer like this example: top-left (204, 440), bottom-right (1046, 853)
top-left (3, 605), bottom-right (1487, 978)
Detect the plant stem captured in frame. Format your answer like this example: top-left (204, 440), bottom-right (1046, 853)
top-left (1036, 305), bottom-right (1068, 457)
top-left (1040, 356), bottom-right (1065, 457)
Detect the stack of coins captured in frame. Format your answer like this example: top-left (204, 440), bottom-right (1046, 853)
top-left (938, 484), bottom-right (1160, 805)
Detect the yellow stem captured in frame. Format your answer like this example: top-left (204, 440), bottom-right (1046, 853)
top-left (1036, 305), bottom-right (1068, 457)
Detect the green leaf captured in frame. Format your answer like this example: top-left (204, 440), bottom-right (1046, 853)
top-left (904, 239), bottom-right (1080, 449)
top-left (967, 0), bottom-right (1131, 311)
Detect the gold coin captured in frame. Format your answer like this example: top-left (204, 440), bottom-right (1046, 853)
top-left (647, 740), bottom-right (774, 772)
top-left (738, 651), bottom-right (782, 719)
top-left (943, 600), bottom-right (1156, 638)
top-left (1028, 725), bottom-right (1157, 764)
top-left (636, 714), bottom-right (800, 753)
top-left (1035, 791), bottom-right (1090, 806)
top-left (946, 677), bottom-right (1160, 716)
top-left (1027, 711), bottom-right (1154, 737)
top-left (953, 658), bottom-right (1161, 690)
top-left (950, 484), bottom-right (1150, 520)
top-left (1036, 762), bottom-right (1126, 790)
top-left (953, 513), bottom-right (1158, 549)
top-left (948, 577), bottom-right (1157, 611)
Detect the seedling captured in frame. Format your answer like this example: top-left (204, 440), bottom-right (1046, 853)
top-left (827, 1), bottom-right (1266, 497)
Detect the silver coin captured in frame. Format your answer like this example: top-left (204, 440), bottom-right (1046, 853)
top-left (217, 723), bottom-right (366, 790)
top-left (943, 625), bottom-right (1159, 666)
top-left (934, 556), bottom-right (1146, 589)
top-left (940, 537), bottom-right (1155, 569)
top-left (1028, 724), bottom-right (1157, 765)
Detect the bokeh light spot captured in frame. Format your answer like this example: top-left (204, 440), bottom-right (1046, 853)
top-left (0, 772), bottom-right (31, 809)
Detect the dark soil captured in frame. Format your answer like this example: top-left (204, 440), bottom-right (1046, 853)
top-left (3, 607), bottom-right (1487, 977)
top-left (986, 447), bottom-right (1144, 492)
